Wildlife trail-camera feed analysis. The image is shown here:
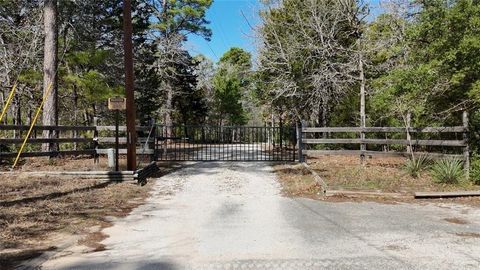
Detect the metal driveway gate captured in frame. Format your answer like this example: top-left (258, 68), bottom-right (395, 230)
top-left (155, 125), bottom-right (297, 162)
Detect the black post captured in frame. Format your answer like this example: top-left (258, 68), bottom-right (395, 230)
top-left (152, 118), bottom-right (157, 162)
top-left (115, 110), bottom-right (119, 171)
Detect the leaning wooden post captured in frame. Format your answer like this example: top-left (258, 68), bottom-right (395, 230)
top-left (463, 111), bottom-right (470, 179)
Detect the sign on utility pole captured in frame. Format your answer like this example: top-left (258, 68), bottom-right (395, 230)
top-left (123, 0), bottom-right (137, 171)
top-left (108, 97), bottom-right (126, 171)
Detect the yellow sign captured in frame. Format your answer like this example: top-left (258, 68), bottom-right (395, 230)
top-left (108, 97), bottom-right (126, 110)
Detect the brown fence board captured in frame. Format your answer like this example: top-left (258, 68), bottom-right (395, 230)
top-left (0, 138), bottom-right (92, 144)
top-left (96, 126), bottom-right (152, 132)
top-left (0, 150), bottom-right (96, 158)
top-left (304, 150), bottom-right (463, 159)
top-left (0, 125), bottom-right (95, 131)
top-left (98, 137), bottom-right (154, 144)
top-left (96, 149), bottom-right (154, 155)
top-left (303, 138), bottom-right (465, 147)
top-left (302, 126), bottom-right (465, 133)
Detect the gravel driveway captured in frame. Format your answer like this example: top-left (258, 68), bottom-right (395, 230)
top-left (41, 162), bottom-right (480, 270)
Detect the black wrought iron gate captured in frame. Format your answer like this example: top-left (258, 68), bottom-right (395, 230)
top-left (154, 125), bottom-right (297, 162)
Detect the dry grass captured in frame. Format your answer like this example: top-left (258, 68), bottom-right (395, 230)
top-left (1, 155), bottom-right (153, 172)
top-left (309, 155), bottom-right (480, 193)
top-left (274, 155), bottom-right (480, 206)
top-left (0, 158), bottom-right (153, 269)
top-left (274, 163), bottom-right (323, 199)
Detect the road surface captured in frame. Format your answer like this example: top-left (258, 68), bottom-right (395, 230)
top-left (41, 162), bottom-right (480, 269)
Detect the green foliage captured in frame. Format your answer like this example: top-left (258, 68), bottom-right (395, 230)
top-left (219, 47), bottom-right (252, 70)
top-left (470, 154), bottom-right (480, 185)
top-left (211, 48), bottom-right (253, 125)
top-left (430, 158), bottom-right (465, 184)
top-left (151, 0), bottom-right (213, 40)
top-left (213, 69), bottom-right (247, 125)
top-left (370, 0), bottom-right (480, 126)
top-left (173, 53), bottom-right (208, 124)
top-left (404, 154), bottom-right (431, 178)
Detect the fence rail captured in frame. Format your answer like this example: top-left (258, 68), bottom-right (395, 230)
top-left (0, 125), bottom-right (155, 160)
top-left (302, 126), bottom-right (466, 133)
top-left (302, 138), bottom-right (466, 147)
top-left (300, 111), bottom-right (470, 174)
top-left (0, 125), bottom-right (96, 131)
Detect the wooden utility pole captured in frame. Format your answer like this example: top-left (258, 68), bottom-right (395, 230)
top-left (123, 0), bottom-right (137, 170)
top-left (42, 0), bottom-right (58, 152)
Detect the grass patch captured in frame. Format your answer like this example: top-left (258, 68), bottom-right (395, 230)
top-left (0, 158), bottom-right (154, 268)
top-left (274, 163), bottom-right (323, 198)
top-left (307, 156), bottom-right (479, 193)
top-left (274, 156), bottom-right (480, 204)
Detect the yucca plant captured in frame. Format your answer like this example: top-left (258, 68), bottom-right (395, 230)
top-left (469, 154), bottom-right (480, 185)
top-left (404, 154), bottom-right (430, 178)
top-left (430, 158), bottom-right (465, 184)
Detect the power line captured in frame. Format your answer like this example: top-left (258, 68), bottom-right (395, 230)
top-left (205, 42), bottom-right (219, 60)
top-left (210, 8), bottom-right (231, 48)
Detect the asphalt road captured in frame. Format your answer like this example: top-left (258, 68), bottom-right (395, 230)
top-left (41, 162), bottom-right (480, 270)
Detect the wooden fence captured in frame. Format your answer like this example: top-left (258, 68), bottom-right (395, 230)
top-left (300, 112), bottom-right (470, 171)
top-left (0, 125), bottom-right (96, 158)
top-left (0, 125), bottom-right (156, 160)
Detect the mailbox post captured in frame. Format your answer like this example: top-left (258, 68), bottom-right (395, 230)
top-left (108, 97), bottom-right (126, 171)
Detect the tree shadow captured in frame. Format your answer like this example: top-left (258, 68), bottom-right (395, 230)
top-left (0, 246), bottom-right (57, 270)
top-left (0, 181), bottom-right (113, 207)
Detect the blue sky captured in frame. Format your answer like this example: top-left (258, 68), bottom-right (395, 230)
top-left (186, 0), bottom-right (383, 63)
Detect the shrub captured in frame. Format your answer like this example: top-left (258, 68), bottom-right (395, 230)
top-left (404, 154), bottom-right (430, 178)
top-left (470, 154), bottom-right (480, 185)
top-left (430, 158), bottom-right (465, 184)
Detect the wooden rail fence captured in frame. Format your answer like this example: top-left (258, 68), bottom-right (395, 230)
top-left (0, 125), bottom-right (156, 159)
top-left (300, 111), bottom-right (470, 172)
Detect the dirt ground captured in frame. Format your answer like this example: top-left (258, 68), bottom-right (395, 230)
top-left (1, 155), bottom-right (154, 172)
top-left (0, 157), bottom-right (156, 270)
top-left (274, 155), bottom-right (480, 206)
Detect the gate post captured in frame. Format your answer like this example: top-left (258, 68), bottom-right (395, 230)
top-left (151, 118), bottom-right (157, 162)
top-left (296, 121), bottom-right (304, 163)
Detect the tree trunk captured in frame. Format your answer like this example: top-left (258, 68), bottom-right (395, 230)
top-left (42, 0), bottom-right (58, 152)
top-left (164, 82), bottom-right (173, 139)
top-left (73, 86), bottom-right (78, 150)
top-left (359, 53), bottom-right (366, 164)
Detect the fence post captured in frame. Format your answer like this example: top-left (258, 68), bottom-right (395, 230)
top-left (93, 117), bottom-right (99, 164)
top-left (292, 125), bottom-right (296, 161)
top-left (296, 121), bottom-right (304, 163)
top-left (151, 118), bottom-right (157, 162)
top-left (406, 112), bottom-right (412, 154)
top-left (360, 127), bottom-right (366, 165)
top-left (463, 111), bottom-right (470, 178)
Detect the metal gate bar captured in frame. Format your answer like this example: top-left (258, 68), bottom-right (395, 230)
top-left (155, 125), bottom-right (296, 162)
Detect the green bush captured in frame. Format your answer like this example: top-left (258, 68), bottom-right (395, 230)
top-left (470, 154), bottom-right (480, 185)
top-left (404, 154), bottom-right (430, 178)
top-left (430, 158), bottom-right (465, 184)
